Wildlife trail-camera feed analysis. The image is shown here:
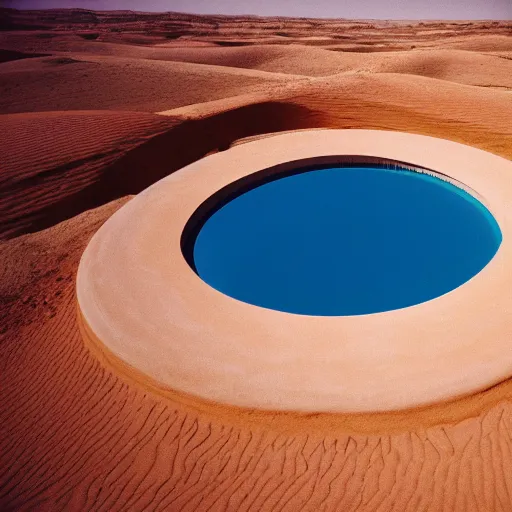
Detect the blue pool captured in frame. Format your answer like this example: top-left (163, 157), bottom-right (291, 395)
top-left (192, 165), bottom-right (502, 316)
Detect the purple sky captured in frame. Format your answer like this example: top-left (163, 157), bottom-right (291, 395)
top-left (4, 0), bottom-right (512, 20)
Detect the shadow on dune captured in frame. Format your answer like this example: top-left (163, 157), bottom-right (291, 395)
top-left (0, 49), bottom-right (47, 63)
top-left (8, 101), bottom-right (324, 238)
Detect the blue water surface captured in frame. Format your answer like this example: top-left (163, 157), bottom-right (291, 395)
top-left (193, 166), bottom-right (502, 316)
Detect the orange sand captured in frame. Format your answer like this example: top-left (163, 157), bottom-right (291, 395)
top-left (1, 8), bottom-right (512, 511)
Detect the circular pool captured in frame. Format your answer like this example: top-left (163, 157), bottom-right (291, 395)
top-left (77, 130), bottom-right (512, 413)
top-left (192, 165), bottom-right (501, 316)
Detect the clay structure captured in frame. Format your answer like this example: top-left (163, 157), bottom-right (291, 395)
top-left (77, 129), bottom-right (512, 413)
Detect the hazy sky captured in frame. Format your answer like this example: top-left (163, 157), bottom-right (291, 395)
top-left (5, 0), bottom-right (512, 20)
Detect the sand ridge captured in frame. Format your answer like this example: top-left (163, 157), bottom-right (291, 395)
top-left (0, 110), bottom-right (176, 239)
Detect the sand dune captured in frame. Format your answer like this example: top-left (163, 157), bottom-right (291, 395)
top-left (292, 73), bottom-right (512, 155)
top-left (0, 54), bottom-right (296, 114)
top-left (152, 44), bottom-right (359, 76)
top-left (2, 7), bottom-right (512, 511)
top-left (0, 110), bottom-right (175, 239)
top-left (430, 34), bottom-right (512, 52)
top-left (362, 49), bottom-right (512, 88)
top-left (0, 100), bottom-right (326, 240)
top-left (162, 71), bottom-right (512, 157)
top-left (2, 33), bottom-right (509, 93)
top-left (156, 45), bottom-right (512, 88)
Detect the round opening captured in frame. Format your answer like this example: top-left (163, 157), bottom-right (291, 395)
top-left (189, 164), bottom-right (502, 316)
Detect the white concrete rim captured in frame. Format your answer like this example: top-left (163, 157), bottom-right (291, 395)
top-left (77, 129), bottom-right (512, 413)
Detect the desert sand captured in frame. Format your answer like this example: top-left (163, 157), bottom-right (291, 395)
top-left (1, 7), bottom-right (512, 511)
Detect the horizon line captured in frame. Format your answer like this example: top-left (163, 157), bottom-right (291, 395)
top-left (3, 7), bottom-right (510, 22)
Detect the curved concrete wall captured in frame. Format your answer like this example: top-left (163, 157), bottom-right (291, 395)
top-left (76, 129), bottom-right (512, 413)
